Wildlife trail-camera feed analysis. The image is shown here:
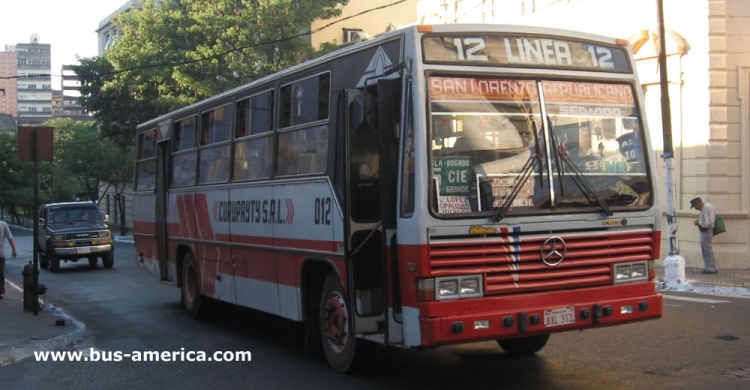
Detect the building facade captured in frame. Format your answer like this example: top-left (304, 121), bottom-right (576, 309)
top-left (97, 0), bottom-right (142, 56)
top-left (11, 39), bottom-right (53, 125)
top-left (57, 65), bottom-right (89, 120)
top-left (0, 50), bottom-right (18, 121)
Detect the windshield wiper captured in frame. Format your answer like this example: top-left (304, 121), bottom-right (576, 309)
top-left (492, 123), bottom-right (543, 223)
top-left (550, 127), bottom-right (566, 197)
top-left (552, 133), bottom-right (612, 216)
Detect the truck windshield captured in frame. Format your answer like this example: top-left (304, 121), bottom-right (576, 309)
top-left (429, 76), bottom-right (651, 217)
top-left (49, 206), bottom-right (102, 223)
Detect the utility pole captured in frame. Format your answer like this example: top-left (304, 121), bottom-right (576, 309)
top-left (657, 0), bottom-right (685, 285)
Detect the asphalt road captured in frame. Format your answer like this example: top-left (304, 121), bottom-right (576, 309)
top-left (1, 230), bottom-right (749, 390)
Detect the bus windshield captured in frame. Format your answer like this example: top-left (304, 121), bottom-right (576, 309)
top-left (429, 76), bottom-right (651, 217)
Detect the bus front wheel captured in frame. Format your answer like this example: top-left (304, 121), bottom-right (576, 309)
top-left (319, 273), bottom-right (358, 373)
top-left (181, 252), bottom-right (214, 319)
top-left (497, 334), bottom-right (550, 356)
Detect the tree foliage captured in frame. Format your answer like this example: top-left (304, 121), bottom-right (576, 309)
top-left (76, 0), bottom-right (347, 150)
top-left (44, 118), bottom-right (133, 203)
top-left (0, 132), bottom-right (35, 224)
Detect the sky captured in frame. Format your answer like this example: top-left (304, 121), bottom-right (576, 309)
top-left (0, 0), bottom-right (129, 85)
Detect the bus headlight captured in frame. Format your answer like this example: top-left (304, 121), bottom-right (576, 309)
top-left (460, 278), bottom-right (479, 294)
top-left (614, 261), bottom-right (649, 284)
top-left (438, 280), bottom-right (458, 296)
top-left (434, 275), bottom-right (483, 300)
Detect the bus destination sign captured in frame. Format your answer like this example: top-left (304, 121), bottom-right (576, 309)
top-left (423, 34), bottom-right (631, 72)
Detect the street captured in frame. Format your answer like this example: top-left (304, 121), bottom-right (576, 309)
top-left (1, 228), bottom-right (749, 390)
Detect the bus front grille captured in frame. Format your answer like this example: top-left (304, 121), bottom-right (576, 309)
top-left (428, 230), bottom-right (656, 295)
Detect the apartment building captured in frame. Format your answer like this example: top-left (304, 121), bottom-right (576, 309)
top-left (0, 50), bottom-right (18, 121)
top-left (10, 37), bottom-right (53, 125)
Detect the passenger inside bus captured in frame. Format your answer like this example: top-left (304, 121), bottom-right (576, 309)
top-left (277, 137), bottom-right (298, 176)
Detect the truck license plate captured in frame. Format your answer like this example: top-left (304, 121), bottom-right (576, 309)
top-left (544, 307), bottom-right (575, 327)
top-left (77, 248), bottom-right (90, 255)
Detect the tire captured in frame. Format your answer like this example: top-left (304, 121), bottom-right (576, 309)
top-left (88, 256), bottom-right (98, 266)
top-left (102, 251), bottom-right (114, 268)
top-left (181, 252), bottom-right (214, 319)
top-left (497, 334), bottom-right (550, 356)
top-left (319, 273), bottom-right (358, 373)
top-left (50, 256), bottom-right (60, 273)
top-left (302, 310), bottom-right (322, 354)
top-left (40, 253), bottom-right (49, 269)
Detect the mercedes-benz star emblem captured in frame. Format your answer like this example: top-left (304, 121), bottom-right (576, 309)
top-left (541, 236), bottom-right (566, 266)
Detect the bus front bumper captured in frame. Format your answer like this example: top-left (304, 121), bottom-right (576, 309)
top-left (418, 282), bottom-right (662, 348)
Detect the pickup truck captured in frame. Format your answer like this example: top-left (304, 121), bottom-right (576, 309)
top-left (37, 202), bottom-right (114, 272)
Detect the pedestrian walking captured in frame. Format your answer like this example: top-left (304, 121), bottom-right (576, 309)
top-left (691, 197), bottom-right (717, 274)
top-left (0, 220), bottom-right (18, 299)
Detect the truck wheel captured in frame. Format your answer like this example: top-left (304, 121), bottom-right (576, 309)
top-left (40, 253), bottom-right (49, 269)
top-left (102, 251), bottom-right (114, 268)
top-left (497, 334), bottom-right (550, 356)
top-left (319, 272), bottom-right (358, 373)
top-left (50, 257), bottom-right (60, 273)
top-left (88, 256), bottom-right (98, 266)
top-left (181, 252), bottom-right (214, 318)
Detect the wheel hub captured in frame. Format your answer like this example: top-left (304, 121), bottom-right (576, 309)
top-left (324, 292), bottom-right (347, 352)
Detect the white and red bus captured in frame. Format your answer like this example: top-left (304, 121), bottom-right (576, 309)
top-left (134, 24), bottom-right (662, 372)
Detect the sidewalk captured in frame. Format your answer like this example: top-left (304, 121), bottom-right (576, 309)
top-left (656, 266), bottom-right (750, 296)
top-left (0, 279), bottom-right (86, 366)
top-left (661, 267), bottom-right (750, 288)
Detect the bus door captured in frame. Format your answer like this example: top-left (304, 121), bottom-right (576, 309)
top-left (344, 77), bottom-right (402, 336)
top-left (155, 139), bottom-right (171, 283)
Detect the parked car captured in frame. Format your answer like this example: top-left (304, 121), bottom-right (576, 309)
top-left (37, 202), bottom-right (114, 272)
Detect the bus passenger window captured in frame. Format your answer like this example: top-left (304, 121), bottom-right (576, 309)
top-left (277, 132), bottom-right (299, 176)
top-left (198, 145), bottom-right (230, 184)
top-left (234, 137), bottom-right (272, 180)
top-left (276, 126), bottom-right (328, 176)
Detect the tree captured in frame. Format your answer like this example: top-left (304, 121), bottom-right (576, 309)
top-left (76, 0), bottom-right (348, 149)
top-left (38, 118), bottom-right (96, 202)
top-left (53, 125), bottom-right (114, 202)
top-left (74, 56), bottom-right (164, 150)
top-left (0, 132), bottom-right (35, 225)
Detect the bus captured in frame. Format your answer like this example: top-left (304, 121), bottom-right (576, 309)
top-left (133, 24), bottom-right (663, 372)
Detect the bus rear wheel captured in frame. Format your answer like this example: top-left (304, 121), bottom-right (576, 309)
top-left (181, 252), bottom-right (214, 319)
top-left (319, 273), bottom-right (358, 373)
top-left (497, 334), bottom-right (550, 356)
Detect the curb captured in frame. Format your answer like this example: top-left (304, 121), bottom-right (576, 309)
top-left (656, 280), bottom-right (750, 298)
top-left (0, 281), bottom-right (87, 367)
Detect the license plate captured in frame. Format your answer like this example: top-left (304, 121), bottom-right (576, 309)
top-left (544, 307), bottom-right (575, 327)
top-left (77, 248), bottom-right (91, 254)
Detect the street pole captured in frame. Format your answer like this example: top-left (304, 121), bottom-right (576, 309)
top-left (32, 128), bottom-right (40, 315)
top-left (657, 0), bottom-right (686, 285)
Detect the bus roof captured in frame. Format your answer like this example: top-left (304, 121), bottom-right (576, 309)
top-left (135, 23), bottom-right (629, 131)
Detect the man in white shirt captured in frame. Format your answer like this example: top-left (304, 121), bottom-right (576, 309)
top-left (691, 197), bottom-right (717, 274)
top-left (0, 220), bottom-right (18, 299)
